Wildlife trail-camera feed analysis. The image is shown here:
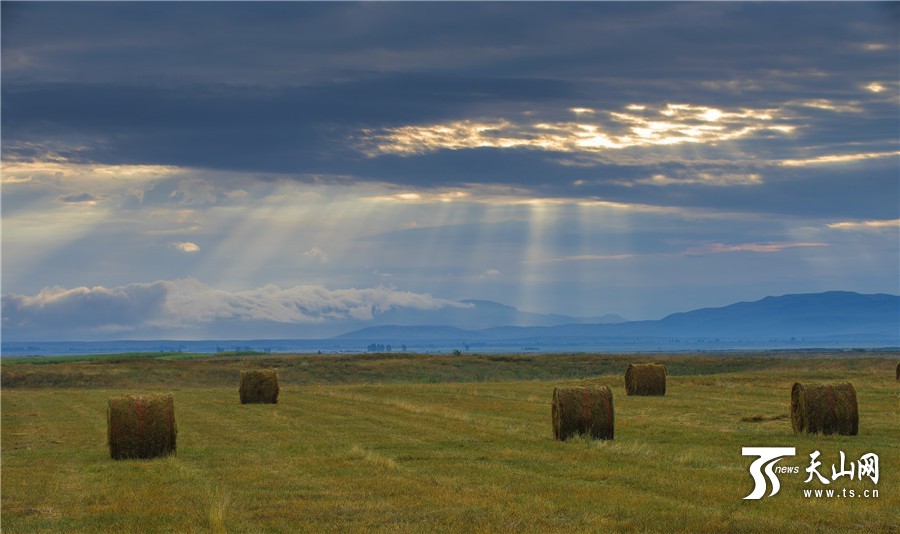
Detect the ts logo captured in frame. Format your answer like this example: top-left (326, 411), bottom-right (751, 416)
top-left (742, 447), bottom-right (796, 500)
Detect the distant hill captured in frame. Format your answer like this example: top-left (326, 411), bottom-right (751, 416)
top-left (647, 291), bottom-right (898, 338)
top-left (332, 292), bottom-right (900, 344)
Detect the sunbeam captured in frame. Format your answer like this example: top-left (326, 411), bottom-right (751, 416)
top-left (3, 1), bottom-right (897, 343)
top-left (517, 201), bottom-right (556, 315)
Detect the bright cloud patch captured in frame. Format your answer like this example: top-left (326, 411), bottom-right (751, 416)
top-left (304, 247), bottom-right (329, 263)
top-left (791, 99), bottom-right (863, 113)
top-left (1, 155), bottom-right (262, 211)
top-left (2, 159), bottom-right (182, 187)
top-left (478, 269), bottom-right (502, 279)
top-left (634, 172), bottom-right (763, 187)
top-left (171, 241), bottom-right (200, 253)
top-left (781, 151), bottom-right (900, 167)
top-left (827, 219), bottom-right (900, 231)
top-left (359, 103), bottom-right (794, 159)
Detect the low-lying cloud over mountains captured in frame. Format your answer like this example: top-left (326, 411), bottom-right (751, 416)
top-left (3, 282), bottom-right (895, 346)
top-left (1, 279), bottom-right (470, 340)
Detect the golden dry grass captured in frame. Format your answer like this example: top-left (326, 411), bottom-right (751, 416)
top-left (1, 353), bottom-right (897, 532)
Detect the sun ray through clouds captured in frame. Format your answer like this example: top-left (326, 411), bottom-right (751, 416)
top-left (517, 201), bottom-right (555, 315)
top-left (2, 1), bottom-right (897, 342)
top-left (571, 201), bottom-right (635, 318)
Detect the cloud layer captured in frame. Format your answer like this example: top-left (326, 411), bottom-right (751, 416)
top-left (2, 280), bottom-right (469, 340)
top-left (1, 2), bottom-right (897, 339)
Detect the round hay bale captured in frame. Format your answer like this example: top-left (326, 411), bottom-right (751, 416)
top-left (239, 369), bottom-right (279, 404)
top-left (107, 394), bottom-right (177, 460)
top-left (552, 386), bottom-right (614, 441)
top-left (624, 363), bottom-right (667, 396)
top-left (790, 382), bottom-right (858, 436)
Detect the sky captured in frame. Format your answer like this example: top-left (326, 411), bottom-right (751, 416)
top-left (2, 2), bottom-right (899, 341)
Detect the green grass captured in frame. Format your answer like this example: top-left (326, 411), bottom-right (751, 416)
top-left (2, 353), bottom-right (898, 532)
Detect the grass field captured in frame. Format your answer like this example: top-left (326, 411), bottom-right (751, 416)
top-left (2, 352), bottom-right (898, 532)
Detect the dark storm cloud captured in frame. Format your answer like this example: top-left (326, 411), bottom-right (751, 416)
top-left (4, 2), bottom-right (894, 87)
top-left (2, 74), bottom-right (574, 172)
top-left (2, 2), bottom-right (898, 218)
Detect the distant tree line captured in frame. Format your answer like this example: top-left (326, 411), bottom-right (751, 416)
top-left (366, 344), bottom-right (408, 352)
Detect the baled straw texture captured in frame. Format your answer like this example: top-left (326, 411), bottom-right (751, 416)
top-left (239, 369), bottom-right (280, 404)
top-left (624, 363), bottom-right (667, 396)
top-left (552, 386), bottom-right (614, 441)
top-left (107, 393), bottom-right (177, 460)
top-left (790, 382), bottom-right (858, 436)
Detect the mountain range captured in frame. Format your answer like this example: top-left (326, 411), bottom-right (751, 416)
top-left (335, 291), bottom-right (899, 345)
top-left (2, 291), bottom-right (897, 356)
